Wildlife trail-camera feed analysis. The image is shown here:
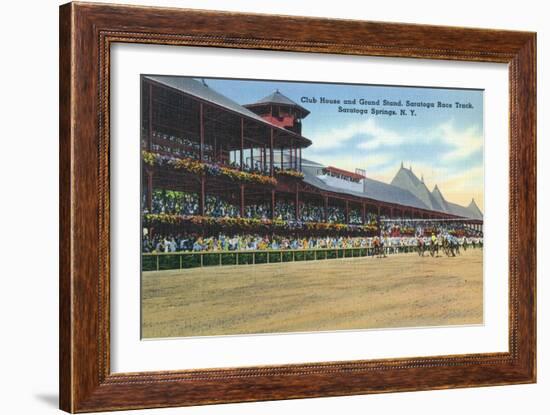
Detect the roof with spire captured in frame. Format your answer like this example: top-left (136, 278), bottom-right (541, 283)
top-left (300, 161), bottom-right (483, 219)
top-left (390, 165), bottom-right (445, 211)
top-left (431, 184), bottom-right (451, 213)
top-left (467, 198), bottom-right (484, 220)
top-left (244, 89), bottom-right (310, 117)
top-left (388, 164), bottom-right (482, 219)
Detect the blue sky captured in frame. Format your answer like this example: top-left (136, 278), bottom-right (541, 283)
top-left (204, 77), bottom-right (484, 210)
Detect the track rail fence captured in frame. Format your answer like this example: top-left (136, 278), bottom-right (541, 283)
top-left (143, 245), bottom-right (464, 271)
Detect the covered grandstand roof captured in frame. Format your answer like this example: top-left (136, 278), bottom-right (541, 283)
top-left (302, 168), bottom-right (429, 210)
top-left (302, 161), bottom-right (483, 219)
top-left (143, 75), bottom-right (312, 146)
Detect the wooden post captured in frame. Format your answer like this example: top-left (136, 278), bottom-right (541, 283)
top-left (148, 82), bottom-right (153, 151)
top-left (288, 143), bottom-right (293, 170)
top-left (324, 196), bottom-right (329, 223)
top-left (361, 203), bottom-right (366, 224)
top-left (270, 128), bottom-right (274, 176)
top-left (250, 146), bottom-right (253, 171)
top-left (345, 201), bottom-right (349, 224)
top-left (280, 147), bottom-right (284, 170)
top-left (240, 118), bottom-right (244, 171)
top-left (146, 169), bottom-right (153, 212)
top-left (271, 190), bottom-right (276, 220)
top-left (299, 147), bottom-right (302, 171)
top-left (390, 207), bottom-right (394, 218)
top-left (377, 204), bottom-right (381, 217)
top-left (240, 184), bottom-right (245, 218)
top-left (199, 102), bottom-right (204, 161)
top-left (295, 183), bottom-right (300, 221)
top-left (200, 176), bottom-right (206, 215)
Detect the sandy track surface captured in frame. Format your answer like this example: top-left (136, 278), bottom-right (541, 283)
top-left (142, 249), bottom-right (483, 338)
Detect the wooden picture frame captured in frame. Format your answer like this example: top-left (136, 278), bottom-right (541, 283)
top-left (59, 2), bottom-right (536, 412)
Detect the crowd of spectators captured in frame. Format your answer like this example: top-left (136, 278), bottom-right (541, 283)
top-left (299, 203), bottom-right (324, 222)
top-left (143, 233), bottom-right (375, 253)
top-left (144, 130), bottom-right (272, 174)
top-left (274, 200), bottom-right (296, 221)
top-left (205, 195), bottom-right (240, 218)
top-left (146, 131), bottom-right (214, 161)
top-left (149, 190), bottom-right (199, 216)
top-left (143, 191), bottom-right (481, 241)
top-left (142, 231), bottom-right (483, 254)
top-left (379, 218), bottom-right (483, 238)
top-left (244, 203), bottom-right (271, 220)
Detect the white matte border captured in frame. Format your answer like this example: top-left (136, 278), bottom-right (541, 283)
top-left (110, 44), bottom-right (509, 373)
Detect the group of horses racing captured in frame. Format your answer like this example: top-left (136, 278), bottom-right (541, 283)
top-left (416, 235), bottom-right (472, 258)
top-left (372, 234), bottom-right (482, 259)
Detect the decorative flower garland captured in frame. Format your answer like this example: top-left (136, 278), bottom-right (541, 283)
top-left (143, 213), bottom-right (379, 235)
top-left (275, 168), bottom-right (304, 179)
top-left (142, 151), bottom-right (277, 186)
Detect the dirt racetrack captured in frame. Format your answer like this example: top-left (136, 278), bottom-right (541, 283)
top-left (141, 248), bottom-right (483, 338)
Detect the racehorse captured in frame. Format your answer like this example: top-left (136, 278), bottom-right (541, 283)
top-left (442, 237), bottom-right (460, 257)
top-left (416, 237), bottom-right (426, 257)
top-left (373, 237), bottom-right (385, 258)
top-left (429, 238), bottom-right (439, 257)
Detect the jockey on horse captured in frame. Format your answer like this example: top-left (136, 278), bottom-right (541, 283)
top-left (416, 235), bottom-right (425, 256)
top-left (430, 233), bottom-right (439, 257)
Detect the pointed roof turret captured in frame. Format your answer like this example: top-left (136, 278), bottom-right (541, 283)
top-left (391, 164), bottom-right (443, 211)
top-left (244, 89), bottom-right (310, 117)
top-left (467, 198), bottom-right (483, 219)
top-left (431, 184), bottom-right (450, 213)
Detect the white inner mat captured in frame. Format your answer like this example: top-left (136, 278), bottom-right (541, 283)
top-left (110, 44), bottom-right (509, 373)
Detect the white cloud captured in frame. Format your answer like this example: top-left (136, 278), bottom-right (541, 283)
top-left (436, 121), bottom-right (483, 162)
top-left (310, 117), bottom-right (483, 166)
top-left (316, 153), bottom-right (392, 172)
top-left (310, 118), bottom-right (402, 150)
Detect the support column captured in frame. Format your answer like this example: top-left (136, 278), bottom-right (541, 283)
top-left (377, 204), bottom-right (381, 217)
top-left (361, 203), bottom-right (366, 224)
top-left (240, 118), bottom-right (244, 171)
top-left (148, 82), bottom-right (153, 151)
top-left (200, 176), bottom-right (206, 216)
top-left (324, 196), bottom-right (329, 223)
top-left (270, 128), bottom-right (274, 176)
top-left (250, 145), bottom-right (253, 171)
top-left (240, 184), bottom-right (245, 218)
top-left (280, 147), bottom-right (284, 170)
top-left (146, 169), bottom-right (153, 212)
top-left (345, 201), bottom-right (350, 224)
top-left (299, 147), bottom-right (302, 172)
top-left (390, 207), bottom-right (394, 218)
top-left (271, 190), bottom-right (276, 220)
top-left (289, 143), bottom-right (293, 171)
top-left (295, 183), bottom-right (300, 221)
top-left (199, 102), bottom-right (204, 161)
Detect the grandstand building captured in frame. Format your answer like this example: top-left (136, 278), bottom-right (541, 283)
top-left (141, 75), bottom-right (483, 235)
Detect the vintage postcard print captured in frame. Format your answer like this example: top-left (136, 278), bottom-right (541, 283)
top-left (140, 76), bottom-right (484, 339)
